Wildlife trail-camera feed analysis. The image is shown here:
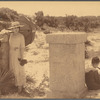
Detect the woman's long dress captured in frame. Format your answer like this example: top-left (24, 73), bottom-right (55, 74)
top-left (9, 33), bottom-right (26, 86)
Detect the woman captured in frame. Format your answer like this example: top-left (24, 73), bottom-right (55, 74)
top-left (85, 57), bottom-right (100, 90)
top-left (9, 22), bottom-right (26, 93)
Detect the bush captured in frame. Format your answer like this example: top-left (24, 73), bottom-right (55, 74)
top-left (34, 11), bottom-right (100, 32)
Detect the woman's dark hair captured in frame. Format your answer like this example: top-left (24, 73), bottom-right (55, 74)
top-left (92, 57), bottom-right (100, 64)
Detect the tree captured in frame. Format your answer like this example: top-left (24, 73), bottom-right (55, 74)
top-left (35, 11), bottom-right (44, 27)
top-left (0, 7), bottom-right (19, 21)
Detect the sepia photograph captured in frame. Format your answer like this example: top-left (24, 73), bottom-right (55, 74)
top-left (0, 1), bottom-right (100, 99)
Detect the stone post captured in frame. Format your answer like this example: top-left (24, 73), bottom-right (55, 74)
top-left (46, 32), bottom-right (87, 98)
top-left (0, 32), bottom-right (10, 70)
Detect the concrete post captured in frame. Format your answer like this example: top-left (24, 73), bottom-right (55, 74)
top-left (46, 32), bottom-right (87, 98)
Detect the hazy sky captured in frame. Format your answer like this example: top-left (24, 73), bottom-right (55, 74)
top-left (0, 1), bottom-right (100, 17)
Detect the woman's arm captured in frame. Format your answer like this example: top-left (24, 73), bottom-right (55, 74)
top-left (20, 34), bottom-right (25, 59)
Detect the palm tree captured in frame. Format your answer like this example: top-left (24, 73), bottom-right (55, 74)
top-left (0, 68), bottom-right (15, 95)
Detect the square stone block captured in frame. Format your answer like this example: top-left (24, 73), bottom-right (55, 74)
top-left (46, 32), bottom-right (87, 98)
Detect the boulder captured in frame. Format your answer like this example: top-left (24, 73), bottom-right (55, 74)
top-left (17, 15), bottom-right (36, 46)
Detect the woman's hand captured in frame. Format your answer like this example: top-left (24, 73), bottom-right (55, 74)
top-left (18, 58), bottom-right (27, 66)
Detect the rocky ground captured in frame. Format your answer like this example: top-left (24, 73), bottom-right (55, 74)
top-left (1, 31), bottom-right (100, 98)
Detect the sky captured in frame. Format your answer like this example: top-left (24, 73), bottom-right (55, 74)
top-left (0, 1), bottom-right (100, 17)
